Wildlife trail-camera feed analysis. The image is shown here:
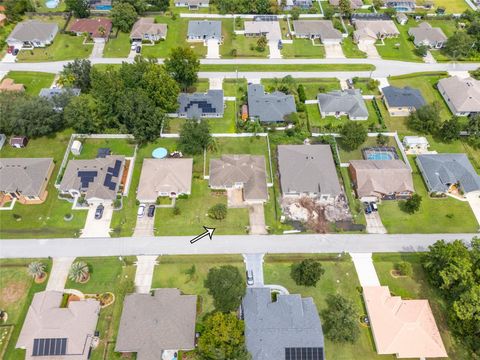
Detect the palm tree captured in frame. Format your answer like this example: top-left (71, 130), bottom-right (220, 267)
top-left (27, 261), bottom-right (46, 279)
top-left (69, 261), bottom-right (90, 283)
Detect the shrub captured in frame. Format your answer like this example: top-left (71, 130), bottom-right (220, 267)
top-left (395, 261), bottom-right (413, 277)
top-left (172, 206), bottom-right (181, 215)
top-left (291, 259), bottom-right (325, 287)
top-left (208, 203), bottom-right (227, 220)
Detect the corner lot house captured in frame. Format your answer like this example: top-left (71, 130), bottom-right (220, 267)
top-left (278, 145), bottom-right (341, 202)
top-left (7, 20), bottom-right (58, 48)
top-left (241, 287), bottom-right (325, 360)
top-left (292, 20), bottom-right (342, 44)
top-left (175, 0), bottom-right (209, 9)
top-left (130, 18), bottom-right (167, 42)
top-left (116, 289), bottom-right (197, 359)
top-left (353, 20), bottom-right (400, 43)
top-left (187, 20), bottom-right (221, 41)
top-left (384, 0), bottom-right (416, 12)
top-left (209, 155), bottom-right (268, 203)
top-left (0, 158), bottom-right (54, 205)
top-left (363, 286), bottom-right (447, 358)
top-left (178, 89), bottom-right (224, 118)
top-left (349, 160), bottom-right (414, 200)
top-left (416, 154), bottom-right (480, 197)
top-left (408, 22), bottom-right (447, 48)
top-left (69, 18), bottom-right (112, 42)
top-left (59, 155), bottom-right (125, 204)
top-left (382, 86), bottom-right (426, 117)
top-left (329, 0), bottom-right (363, 9)
top-left (437, 76), bottom-right (480, 116)
top-left (16, 291), bottom-right (100, 359)
top-left (317, 89), bottom-right (369, 120)
top-left (137, 158), bottom-right (193, 202)
top-left (0, 78), bottom-right (25, 92)
top-left (247, 84), bottom-right (296, 123)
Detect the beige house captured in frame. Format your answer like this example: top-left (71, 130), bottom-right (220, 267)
top-left (329, 0), bottom-right (363, 9)
top-left (353, 20), bottom-right (400, 43)
top-left (0, 78), bottom-right (25, 92)
top-left (437, 76), bottom-right (480, 116)
top-left (137, 158), bottom-right (193, 202)
top-left (130, 18), bottom-right (168, 42)
top-left (0, 158), bottom-right (54, 205)
top-left (363, 286), bottom-right (447, 358)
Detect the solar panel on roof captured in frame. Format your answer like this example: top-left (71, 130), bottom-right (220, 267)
top-left (103, 173), bottom-right (117, 191)
top-left (110, 160), bottom-right (122, 177)
top-left (285, 347), bottom-right (324, 360)
top-left (78, 171), bottom-right (98, 188)
top-left (32, 338), bottom-right (67, 356)
top-left (97, 148), bottom-right (111, 158)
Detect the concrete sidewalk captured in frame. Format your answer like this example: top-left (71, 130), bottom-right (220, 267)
top-left (350, 253), bottom-right (380, 287)
top-left (46, 257), bottom-right (75, 291)
top-left (134, 255), bottom-right (158, 293)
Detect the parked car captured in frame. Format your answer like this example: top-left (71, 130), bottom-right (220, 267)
top-left (147, 204), bottom-right (155, 218)
top-left (94, 205), bottom-right (104, 220)
top-left (12, 48), bottom-right (19, 56)
top-left (135, 45), bottom-right (141, 53)
top-left (364, 203), bottom-right (372, 214)
top-left (277, 40), bottom-right (283, 50)
top-left (131, 42), bottom-right (138, 50)
top-left (137, 203), bottom-right (146, 218)
top-left (7, 46), bottom-right (14, 54)
top-left (246, 270), bottom-right (254, 285)
top-left (370, 202), bottom-right (378, 212)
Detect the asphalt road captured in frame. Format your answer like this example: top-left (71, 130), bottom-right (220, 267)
top-left (0, 233), bottom-right (475, 259)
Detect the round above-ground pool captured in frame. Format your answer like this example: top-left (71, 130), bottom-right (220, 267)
top-left (45, 0), bottom-right (59, 8)
top-left (152, 147), bottom-right (168, 159)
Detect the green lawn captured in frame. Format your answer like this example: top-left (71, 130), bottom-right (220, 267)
top-left (378, 96), bottom-right (410, 133)
top-left (263, 254), bottom-right (393, 360)
top-left (353, 78), bottom-right (380, 95)
top-left (372, 253), bottom-right (470, 359)
top-left (433, 0), bottom-right (469, 13)
top-left (5, 71), bottom-right (55, 96)
top-left (199, 63), bottom-right (375, 72)
top-left (220, 19), bottom-right (269, 58)
top-left (34, 0), bottom-right (67, 12)
top-left (103, 31), bottom-right (131, 58)
top-left (423, 135), bottom-right (480, 172)
top-left (223, 78), bottom-right (248, 97)
top-left (69, 138), bottom-right (136, 160)
top-left (0, 130), bottom-right (88, 238)
top-left (261, 78), bottom-right (340, 100)
top-left (378, 157), bottom-right (478, 233)
top-left (376, 25), bottom-right (422, 62)
top-left (342, 36), bottom-right (367, 58)
top-left (337, 135), bottom-right (399, 163)
top-left (282, 39), bottom-right (326, 58)
top-left (0, 22), bottom-right (15, 57)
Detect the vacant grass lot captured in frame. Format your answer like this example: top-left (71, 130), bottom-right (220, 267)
top-left (103, 31), bottom-right (131, 58)
top-left (263, 254), bottom-right (392, 360)
top-left (17, 34), bottom-right (92, 62)
top-left (5, 71), bottom-right (55, 95)
top-left (433, 0), bottom-right (469, 13)
top-left (282, 39), bottom-right (326, 58)
top-left (376, 25), bottom-right (422, 62)
top-left (372, 253), bottom-right (470, 359)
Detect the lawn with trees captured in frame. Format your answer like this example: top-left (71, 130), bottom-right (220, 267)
top-left (4, 72), bottom-right (55, 96)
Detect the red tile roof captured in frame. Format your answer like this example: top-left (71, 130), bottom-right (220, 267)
top-left (69, 18), bottom-right (112, 38)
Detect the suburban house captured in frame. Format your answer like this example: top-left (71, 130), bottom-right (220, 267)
top-left (130, 18), bottom-right (167, 42)
top-left (329, 0), bottom-right (363, 9)
top-left (416, 154), bottom-right (480, 197)
top-left (16, 291), bottom-right (100, 359)
top-left (437, 76), bottom-right (480, 116)
top-left (402, 136), bottom-right (429, 153)
top-left (349, 160), bottom-right (414, 200)
top-left (0, 158), bottom-right (54, 205)
top-left (353, 20), bottom-right (400, 43)
top-left (59, 155), bottom-right (125, 204)
top-left (292, 20), bottom-right (343, 44)
top-left (175, 0), bottom-right (209, 9)
top-left (0, 78), bottom-right (25, 92)
top-left (7, 20), bottom-right (58, 48)
top-left (68, 18), bottom-right (112, 42)
top-left (363, 286), bottom-right (447, 358)
top-left (247, 84), bottom-right (296, 123)
top-left (408, 22), bottom-right (447, 48)
top-left (39, 87), bottom-right (81, 108)
top-left (282, 0), bottom-right (313, 10)
top-left (241, 287), bottom-right (325, 360)
top-left (382, 86), bottom-right (426, 117)
top-left (137, 158), bottom-right (193, 202)
top-left (317, 89), bottom-right (369, 120)
top-left (244, 21), bottom-right (281, 38)
top-left (384, 0), bottom-right (416, 12)
top-left (116, 289), bottom-right (197, 359)
top-left (177, 90), bottom-right (224, 118)
top-left (277, 145), bottom-right (341, 202)
top-left (209, 155), bottom-right (269, 203)
top-left (187, 20), bottom-right (221, 41)
top-left (396, 12), bottom-right (408, 25)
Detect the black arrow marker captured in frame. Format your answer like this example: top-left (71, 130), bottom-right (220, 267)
top-left (190, 226), bottom-right (216, 244)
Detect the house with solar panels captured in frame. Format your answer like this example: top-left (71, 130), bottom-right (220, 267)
top-left (178, 90), bottom-right (224, 118)
top-left (59, 155), bottom-right (125, 205)
top-left (16, 291), bottom-right (100, 359)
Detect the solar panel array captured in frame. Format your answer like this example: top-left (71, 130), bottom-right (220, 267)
top-left (103, 160), bottom-right (123, 191)
top-left (32, 338), bottom-right (67, 357)
top-left (97, 148), bottom-right (111, 158)
top-left (185, 100), bottom-right (217, 114)
top-left (78, 171), bottom-right (98, 188)
top-left (285, 347), bottom-right (324, 360)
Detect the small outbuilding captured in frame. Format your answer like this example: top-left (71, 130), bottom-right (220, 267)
top-left (9, 136), bottom-right (28, 148)
top-left (71, 140), bottom-right (83, 156)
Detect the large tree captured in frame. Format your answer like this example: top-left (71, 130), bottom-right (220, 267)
top-left (340, 122), bottom-right (367, 151)
top-left (164, 47), bottom-right (200, 90)
top-left (407, 102), bottom-right (441, 134)
top-left (59, 59), bottom-right (92, 92)
top-left (65, 0), bottom-right (90, 18)
top-left (148, 0), bottom-right (170, 11)
top-left (338, 0), bottom-right (351, 16)
top-left (438, 116), bottom-right (461, 142)
top-left (291, 258), bottom-right (325, 287)
top-left (117, 0), bottom-right (147, 14)
top-left (443, 32), bottom-right (475, 59)
top-left (111, 2), bottom-right (138, 32)
top-left (4, 0), bottom-right (34, 22)
top-left (204, 265), bottom-right (245, 312)
top-left (178, 119), bottom-right (212, 155)
top-left (322, 294), bottom-right (359, 343)
top-left (64, 95), bottom-right (100, 133)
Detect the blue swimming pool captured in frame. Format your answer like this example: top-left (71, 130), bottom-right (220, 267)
top-left (45, 0), bottom-right (59, 8)
top-left (367, 152), bottom-right (395, 161)
top-left (95, 4), bottom-right (112, 10)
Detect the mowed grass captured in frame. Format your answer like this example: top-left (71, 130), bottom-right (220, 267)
top-left (376, 25), bottom-right (422, 62)
top-left (433, 0), bottom-right (469, 13)
top-left (68, 138), bottom-right (136, 160)
top-left (342, 36), bottom-right (367, 58)
top-left (103, 31), bottom-right (131, 58)
top-left (282, 39), bottom-right (326, 58)
top-left (223, 78), bottom-right (248, 97)
top-left (221, 19), bottom-right (269, 58)
top-left (261, 78), bottom-right (340, 100)
top-left (5, 71), bottom-right (55, 96)
top-left (263, 254), bottom-right (393, 360)
top-left (372, 253), bottom-right (470, 359)
top-left (378, 157), bottom-right (478, 233)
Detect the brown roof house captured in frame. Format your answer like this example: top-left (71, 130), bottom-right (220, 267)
top-left (209, 155), bottom-right (269, 204)
top-left (292, 20), bottom-right (343, 44)
top-left (69, 18), bottom-right (112, 42)
top-left (363, 286), bottom-right (447, 358)
top-left (349, 160), bottom-right (414, 200)
top-left (0, 158), bottom-right (54, 205)
top-left (137, 158), bottom-right (193, 202)
top-left (353, 20), bottom-right (400, 43)
top-left (16, 291), bottom-right (100, 359)
top-left (116, 289), bottom-right (197, 360)
top-left (0, 78), bottom-right (25, 92)
top-left (130, 17), bottom-right (168, 42)
top-left (437, 76), bottom-right (480, 116)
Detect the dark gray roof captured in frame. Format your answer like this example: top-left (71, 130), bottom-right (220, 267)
top-left (278, 145), bottom-right (341, 196)
top-left (7, 20), bottom-right (58, 42)
top-left (39, 87), bottom-right (81, 99)
top-left (247, 84), bottom-right (296, 123)
top-left (416, 154), bottom-right (480, 193)
top-left (382, 86), bottom-right (426, 109)
top-left (178, 90), bottom-right (224, 118)
top-left (317, 89), bottom-right (369, 118)
top-left (0, 158), bottom-right (53, 196)
top-left (292, 20), bottom-right (342, 41)
top-left (187, 20), bottom-right (221, 39)
top-left (242, 287), bottom-right (325, 360)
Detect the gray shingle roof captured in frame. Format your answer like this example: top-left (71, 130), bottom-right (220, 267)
top-left (416, 154), bottom-right (480, 194)
top-left (278, 144), bottom-right (341, 196)
top-left (7, 20), bottom-right (58, 43)
top-left (242, 287), bottom-right (325, 360)
top-left (247, 84), bottom-right (296, 123)
top-left (382, 86), bottom-right (426, 109)
top-left (187, 20), bottom-right (221, 39)
top-left (116, 289), bottom-right (197, 360)
top-left (293, 20), bottom-right (343, 42)
top-left (317, 89), bottom-right (369, 119)
top-left (39, 87), bottom-right (81, 99)
top-left (0, 158), bottom-right (53, 197)
top-left (438, 76), bottom-right (480, 113)
top-left (408, 22), bottom-right (447, 46)
top-left (178, 90), bottom-right (224, 118)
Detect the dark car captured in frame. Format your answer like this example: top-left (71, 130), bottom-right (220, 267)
top-left (135, 45), bottom-right (141, 53)
top-left (12, 48), bottom-right (19, 56)
top-left (364, 203), bottom-right (372, 214)
top-left (277, 40), bottom-right (283, 50)
top-left (246, 270), bottom-right (254, 286)
top-left (147, 204), bottom-right (155, 218)
top-left (94, 205), bottom-right (104, 220)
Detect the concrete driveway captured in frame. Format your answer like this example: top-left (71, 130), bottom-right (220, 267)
top-left (80, 203), bottom-right (113, 238)
top-left (268, 40), bottom-right (282, 59)
top-left (209, 77), bottom-right (223, 90)
top-left (243, 253), bottom-right (264, 286)
top-left (324, 43), bottom-right (345, 59)
top-left (365, 211), bottom-right (387, 234)
top-left (133, 213), bottom-right (155, 237)
top-left (249, 204), bottom-right (267, 235)
top-left (466, 192), bottom-right (480, 228)
top-left (206, 39), bottom-right (220, 59)
top-left (90, 42), bottom-right (105, 59)
top-left (357, 40), bottom-right (380, 59)
top-left (350, 253), bottom-right (380, 287)
top-left (134, 255), bottom-right (158, 293)
top-left (46, 257), bottom-right (75, 291)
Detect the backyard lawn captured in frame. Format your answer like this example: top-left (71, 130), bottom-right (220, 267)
top-left (282, 39), bottom-right (326, 58)
top-left (433, 0), bottom-right (469, 13)
top-left (103, 31), bottom-right (131, 58)
top-left (337, 135), bottom-right (399, 163)
top-left (68, 138), bottom-right (136, 160)
top-left (261, 78), bottom-right (340, 100)
top-left (5, 71), bottom-right (55, 95)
